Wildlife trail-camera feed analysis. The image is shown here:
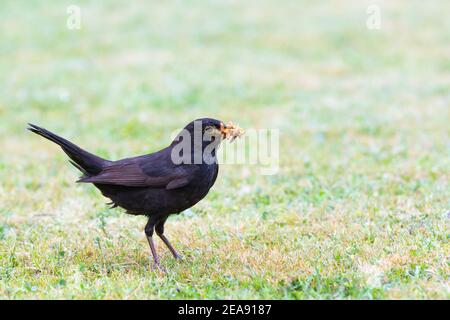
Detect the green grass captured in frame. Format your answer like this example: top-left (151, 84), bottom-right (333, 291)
top-left (0, 0), bottom-right (449, 299)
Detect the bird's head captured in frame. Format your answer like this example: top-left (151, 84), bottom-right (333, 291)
top-left (170, 118), bottom-right (245, 164)
top-left (179, 118), bottom-right (245, 142)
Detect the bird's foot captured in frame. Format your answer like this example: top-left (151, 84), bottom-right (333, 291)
top-left (173, 253), bottom-right (183, 261)
top-left (149, 259), bottom-right (166, 273)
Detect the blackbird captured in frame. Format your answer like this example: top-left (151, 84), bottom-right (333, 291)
top-left (27, 118), bottom-right (244, 267)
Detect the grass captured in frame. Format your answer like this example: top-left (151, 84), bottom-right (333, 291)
top-left (0, 0), bottom-right (449, 299)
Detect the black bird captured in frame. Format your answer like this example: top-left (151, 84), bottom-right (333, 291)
top-left (27, 118), bottom-right (244, 267)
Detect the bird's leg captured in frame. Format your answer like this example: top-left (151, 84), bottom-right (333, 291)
top-left (144, 217), bottom-right (161, 268)
top-left (155, 217), bottom-right (182, 260)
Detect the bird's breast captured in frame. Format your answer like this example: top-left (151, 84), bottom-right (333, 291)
top-left (190, 163), bottom-right (218, 191)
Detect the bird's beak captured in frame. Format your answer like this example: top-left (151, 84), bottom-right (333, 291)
top-left (220, 122), bottom-right (245, 141)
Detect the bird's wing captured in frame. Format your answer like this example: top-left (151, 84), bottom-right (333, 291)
top-left (78, 157), bottom-right (198, 190)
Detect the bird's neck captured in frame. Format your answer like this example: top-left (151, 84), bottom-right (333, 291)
top-left (169, 137), bottom-right (220, 165)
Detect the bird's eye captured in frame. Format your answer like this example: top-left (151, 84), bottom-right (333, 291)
top-left (205, 125), bottom-right (215, 133)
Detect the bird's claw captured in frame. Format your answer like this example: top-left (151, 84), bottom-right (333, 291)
top-left (173, 253), bottom-right (183, 261)
top-left (149, 259), bottom-right (167, 273)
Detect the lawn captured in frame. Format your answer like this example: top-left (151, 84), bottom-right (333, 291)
top-left (0, 0), bottom-right (449, 299)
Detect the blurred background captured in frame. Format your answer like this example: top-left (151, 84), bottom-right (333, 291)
top-left (0, 1), bottom-right (448, 299)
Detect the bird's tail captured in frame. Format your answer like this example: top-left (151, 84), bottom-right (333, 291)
top-left (27, 123), bottom-right (108, 175)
